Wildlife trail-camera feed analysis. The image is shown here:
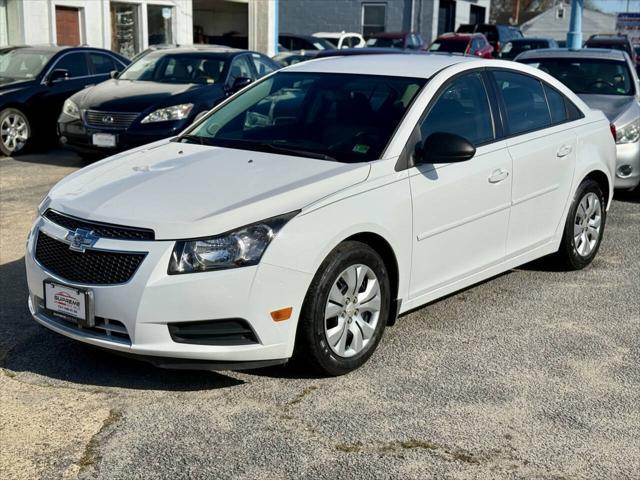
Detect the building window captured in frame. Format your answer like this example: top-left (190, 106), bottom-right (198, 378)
top-left (148, 5), bottom-right (173, 45)
top-left (110, 2), bottom-right (140, 58)
top-left (556, 5), bottom-right (565, 19)
top-left (362, 3), bottom-right (386, 37)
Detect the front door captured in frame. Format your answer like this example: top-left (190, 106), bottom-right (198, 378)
top-left (489, 70), bottom-right (577, 255)
top-left (409, 71), bottom-right (512, 301)
top-left (56, 6), bottom-right (81, 46)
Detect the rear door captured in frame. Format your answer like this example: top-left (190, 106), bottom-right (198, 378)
top-left (489, 69), bottom-right (577, 256)
top-left (408, 71), bottom-right (512, 300)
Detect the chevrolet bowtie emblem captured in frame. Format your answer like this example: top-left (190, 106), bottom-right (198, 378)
top-left (66, 228), bottom-right (99, 253)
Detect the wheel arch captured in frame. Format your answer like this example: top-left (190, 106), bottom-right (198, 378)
top-left (583, 169), bottom-right (610, 207)
top-left (343, 231), bottom-right (401, 326)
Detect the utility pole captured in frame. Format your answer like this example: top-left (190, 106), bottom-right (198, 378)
top-left (567, 0), bottom-right (583, 50)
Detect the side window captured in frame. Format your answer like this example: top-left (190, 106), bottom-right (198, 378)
top-left (53, 52), bottom-right (89, 78)
top-left (420, 72), bottom-right (494, 146)
top-left (89, 53), bottom-right (117, 75)
top-left (228, 56), bottom-right (254, 84)
top-left (471, 39), bottom-right (481, 52)
top-left (251, 54), bottom-right (275, 78)
top-left (543, 84), bottom-right (568, 124)
top-left (492, 70), bottom-right (551, 135)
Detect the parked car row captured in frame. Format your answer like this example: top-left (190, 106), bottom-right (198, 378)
top-left (0, 45), bottom-right (278, 157)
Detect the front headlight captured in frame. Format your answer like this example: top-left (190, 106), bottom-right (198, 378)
top-left (616, 120), bottom-right (640, 144)
top-left (168, 211), bottom-right (299, 274)
top-left (141, 103), bottom-right (194, 123)
top-left (62, 99), bottom-right (80, 119)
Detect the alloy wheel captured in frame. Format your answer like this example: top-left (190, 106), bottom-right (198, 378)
top-left (324, 264), bottom-right (381, 358)
top-left (0, 112), bottom-right (29, 154)
top-left (573, 192), bottom-right (602, 257)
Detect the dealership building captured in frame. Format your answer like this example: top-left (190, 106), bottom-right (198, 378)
top-left (0, 0), bottom-right (490, 56)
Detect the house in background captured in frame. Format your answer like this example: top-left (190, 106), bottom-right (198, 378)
top-left (279, 0), bottom-right (491, 43)
top-left (520, 1), bottom-right (616, 41)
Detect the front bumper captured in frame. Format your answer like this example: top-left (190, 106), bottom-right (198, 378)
top-left (614, 141), bottom-right (640, 190)
top-left (25, 215), bottom-right (313, 367)
top-left (57, 118), bottom-right (188, 155)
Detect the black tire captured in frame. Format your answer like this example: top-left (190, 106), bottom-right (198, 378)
top-left (0, 107), bottom-right (31, 157)
top-left (294, 241), bottom-right (391, 376)
top-left (556, 178), bottom-right (606, 270)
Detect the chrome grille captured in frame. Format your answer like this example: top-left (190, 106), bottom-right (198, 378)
top-left (44, 209), bottom-right (155, 241)
top-left (84, 110), bottom-right (140, 130)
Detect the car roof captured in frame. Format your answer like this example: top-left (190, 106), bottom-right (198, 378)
top-left (141, 45), bottom-right (246, 56)
top-left (314, 32), bottom-right (360, 37)
top-left (436, 33), bottom-right (475, 40)
top-left (516, 48), bottom-right (629, 61)
top-left (369, 31), bottom-right (411, 38)
top-left (509, 37), bottom-right (554, 43)
top-left (283, 53), bottom-right (480, 77)
top-left (587, 34), bottom-right (629, 41)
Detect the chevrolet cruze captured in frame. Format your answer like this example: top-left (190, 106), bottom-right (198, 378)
top-left (26, 55), bottom-right (615, 375)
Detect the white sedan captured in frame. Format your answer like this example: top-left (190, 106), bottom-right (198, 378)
top-left (26, 55), bottom-right (616, 375)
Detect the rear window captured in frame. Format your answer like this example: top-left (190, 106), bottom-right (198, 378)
top-left (430, 39), bottom-right (468, 54)
top-left (585, 41), bottom-right (632, 57)
top-left (520, 58), bottom-right (635, 96)
top-left (501, 40), bottom-right (549, 59)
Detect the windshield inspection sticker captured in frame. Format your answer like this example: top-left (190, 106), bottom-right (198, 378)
top-left (353, 144), bottom-right (370, 154)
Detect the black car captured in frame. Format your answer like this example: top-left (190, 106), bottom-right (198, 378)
top-left (585, 34), bottom-right (638, 66)
top-left (499, 37), bottom-right (559, 60)
top-left (0, 46), bottom-right (129, 156)
top-left (278, 34), bottom-right (336, 51)
top-left (58, 46), bottom-right (280, 157)
top-left (456, 24), bottom-right (523, 57)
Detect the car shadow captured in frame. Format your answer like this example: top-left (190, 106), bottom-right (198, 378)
top-left (0, 257), bottom-right (243, 391)
top-left (3, 148), bottom-right (87, 167)
top-left (614, 189), bottom-right (639, 204)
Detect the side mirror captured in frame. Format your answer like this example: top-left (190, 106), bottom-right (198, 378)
top-left (109, 70), bottom-right (120, 79)
top-left (227, 76), bottom-right (252, 93)
top-left (415, 132), bottom-right (476, 164)
top-left (48, 69), bottom-right (70, 84)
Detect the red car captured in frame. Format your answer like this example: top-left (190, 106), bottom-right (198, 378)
top-left (428, 33), bottom-right (494, 58)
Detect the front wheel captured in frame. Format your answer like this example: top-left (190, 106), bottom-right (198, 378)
top-left (0, 108), bottom-right (31, 156)
top-left (556, 178), bottom-right (606, 270)
top-left (295, 241), bottom-right (391, 376)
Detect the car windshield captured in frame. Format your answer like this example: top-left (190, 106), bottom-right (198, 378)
top-left (0, 49), bottom-right (55, 80)
top-left (184, 72), bottom-right (426, 163)
top-left (522, 58), bottom-right (635, 96)
top-left (319, 37), bottom-right (339, 47)
top-left (119, 51), bottom-right (226, 84)
top-left (367, 37), bottom-right (404, 48)
top-left (430, 39), bottom-right (468, 53)
top-left (501, 40), bottom-right (549, 59)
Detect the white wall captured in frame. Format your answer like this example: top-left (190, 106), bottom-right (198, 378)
top-left (2, 0), bottom-right (193, 52)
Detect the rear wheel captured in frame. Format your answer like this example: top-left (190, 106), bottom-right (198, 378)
top-left (0, 108), bottom-right (31, 156)
top-left (295, 241), bottom-right (390, 376)
top-left (556, 178), bottom-right (606, 270)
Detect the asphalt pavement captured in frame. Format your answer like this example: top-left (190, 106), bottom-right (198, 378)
top-left (1, 150), bottom-right (639, 480)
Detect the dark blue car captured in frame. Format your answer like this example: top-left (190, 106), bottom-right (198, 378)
top-left (0, 46), bottom-right (129, 156)
top-left (58, 46), bottom-right (280, 157)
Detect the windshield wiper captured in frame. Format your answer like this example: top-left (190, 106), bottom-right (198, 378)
top-left (250, 142), bottom-right (337, 161)
top-left (176, 134), bottom-right (205, 145)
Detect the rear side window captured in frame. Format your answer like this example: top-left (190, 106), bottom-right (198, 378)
top-left (543, 84), bottom-right (568, 124)
top-left (54, 52), bottom-right (89, 78)
top-left (89, 53), bottom-right (118, 75)
top-left (492, 70), bottom-right (551, 135)
top-left (420, 72), bottom-right (494, 146)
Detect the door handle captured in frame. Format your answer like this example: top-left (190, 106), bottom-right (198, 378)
top-left (488, 169), bottom-right (509, 183)
top-left (557, 145), bottom-right (572, 158)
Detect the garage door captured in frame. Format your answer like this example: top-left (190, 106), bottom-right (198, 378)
top-left (56, 6), bottom-right (81, 46)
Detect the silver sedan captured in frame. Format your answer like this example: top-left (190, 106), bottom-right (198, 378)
top-left (517, 48), bottom-right (640, 190)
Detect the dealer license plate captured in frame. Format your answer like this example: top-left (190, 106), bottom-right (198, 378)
top-left (44, 281), bottom-right (93, 326)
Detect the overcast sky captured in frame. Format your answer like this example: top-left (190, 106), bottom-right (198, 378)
top-left (591, 0), bottom-right (640, 13)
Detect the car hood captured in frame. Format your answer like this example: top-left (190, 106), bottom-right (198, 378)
top-left (577, 94), bottom-right (638, 123)
top-left (0, 77), bottom-right (34, 92)
top-left (46, 141), bottom-right (371, 239)
top-left (72, 79), bottom-right (223, 112)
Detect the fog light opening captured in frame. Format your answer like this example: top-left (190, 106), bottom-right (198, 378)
top-left (617, 165), bottom-right (633, 178)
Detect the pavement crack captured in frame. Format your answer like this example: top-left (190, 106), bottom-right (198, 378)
top-left (285, 385), bottom-right (319, 406)
top-left (76, 409), bottom-right (123, 476)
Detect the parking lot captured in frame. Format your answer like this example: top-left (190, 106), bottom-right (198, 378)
top-left (0, 149), bottom-right (637, 479)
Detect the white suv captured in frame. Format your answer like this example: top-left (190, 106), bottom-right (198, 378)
top-left (26, 55), bottom-right (615, 375)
